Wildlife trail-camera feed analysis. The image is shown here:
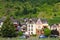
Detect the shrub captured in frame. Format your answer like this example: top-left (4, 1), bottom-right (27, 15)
top-left (18, 31), bottom-right (23, 36)
top-left (44, 28), bottom-right (51, 36)
top-left (51, 29), bottom-right (59, 35)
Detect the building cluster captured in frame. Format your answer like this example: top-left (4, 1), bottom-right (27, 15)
top-left (0, 17), bottom-right (60, 36)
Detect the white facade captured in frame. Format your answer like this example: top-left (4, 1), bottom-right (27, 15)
top-left (0, 22), bottom-right (3, 28)
top-left (0, 22), bottom-right (3, 31)
top-left (27, 24), bottom-right (36, 35)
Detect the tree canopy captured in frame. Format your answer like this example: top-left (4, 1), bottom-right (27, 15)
top-left (1, 16), bottom-right (17, 37)
top-left (0, 0), bottom-right (60, 24)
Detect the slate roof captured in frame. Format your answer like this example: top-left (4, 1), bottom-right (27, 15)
top-left (26, 18), bottom-right (37, 24)
top-left (51, 24), bottom-right (58, 28)
top-left (40, 18), bottom-right (48, 24)
top-left (20, 18), bottom-right (48, 24)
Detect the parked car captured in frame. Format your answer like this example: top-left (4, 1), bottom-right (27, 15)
top-left (50, 35), bottom-right (58, 38)
top-left (39, 34), bottom-right (47, 38)
top-left (20, 35), bottom-right (26, 39)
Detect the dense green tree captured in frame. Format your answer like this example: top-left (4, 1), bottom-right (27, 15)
top-left (1, 16), bottom-right (17, 37)
top-left (22, 7), bottom-right (29, 15)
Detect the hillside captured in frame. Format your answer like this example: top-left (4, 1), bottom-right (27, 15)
top-left (0, 0), bottom-right (60, 24)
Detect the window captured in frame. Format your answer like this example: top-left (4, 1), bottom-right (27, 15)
top-left (31, 28), bottom-right (33, 31)
top-left (29, 29), bottom-right (30, 31)
top-left (31, 25), bottom-right (33, 27)
top-left (43, 26), bottom-right (47, 28)
top-left (31, 32), bottom-right (33, 34)
top-left (29, 32), bottom-right (30, 35)
top-left (38, 31), bottom-right (39, 33)
top-left (29, 25), bottom-right (30, 27)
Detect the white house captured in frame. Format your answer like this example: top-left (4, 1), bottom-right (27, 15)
top-left (27, 24), bottom-right (36, 35)
top-left (26, 19), bottom-right (36, 35)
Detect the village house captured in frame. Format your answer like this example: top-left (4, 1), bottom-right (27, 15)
top-left (21, 18), bottom-right (50, 35)
top-left (26, 18), bottom-right (37, 35)
top-left (50, 24), bottom-right (58, 30)
top-left (56, 24), bottom-right (60, 36)
top-left (19, 18), bottom-right (28, 34)
top-left (21, 23), bottom-right (27, 32)
top-left (50, 24), bottom-right (60, 31)
top-left (11, 17), bottom-right (20, 31)
top-left (50, 24), bottom-right (60, 36)
top-left (36, 18), bottom-right (50, 35)
top-left (36, 18), bottom-right (43, 35)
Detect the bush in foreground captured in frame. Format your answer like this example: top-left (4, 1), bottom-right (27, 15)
top-left (18, 31), bottom-right (23, 36)
top-left (44, 28), bottom-right (51, 37)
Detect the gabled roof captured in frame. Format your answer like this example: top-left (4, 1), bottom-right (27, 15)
top-left (51, 24), bottom-right (58, 27)
top-left (32, 18), bottom-right (37, 23)
top-left (40, 18), bottom-right (48, 24)
top-left (26, 18), bottom-right (37, 24)
top-left (36, 18), bottom-right (48, 24)
top-left (36, 18), bottom-right (42, 24)
top-left (20, 18), bottom-right (48, 24)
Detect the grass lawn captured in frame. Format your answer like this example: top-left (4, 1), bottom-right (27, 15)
top-left (28, 37), bottom-right (60, 40)
top-left (0, 37), bottom-right (60, 40)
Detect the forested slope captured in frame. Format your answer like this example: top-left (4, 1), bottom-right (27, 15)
top-left (0, 0), bottom-right (60, 24)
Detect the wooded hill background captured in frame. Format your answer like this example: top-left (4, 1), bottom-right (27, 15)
top-left (0, 0), bottom-right (60, 25)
